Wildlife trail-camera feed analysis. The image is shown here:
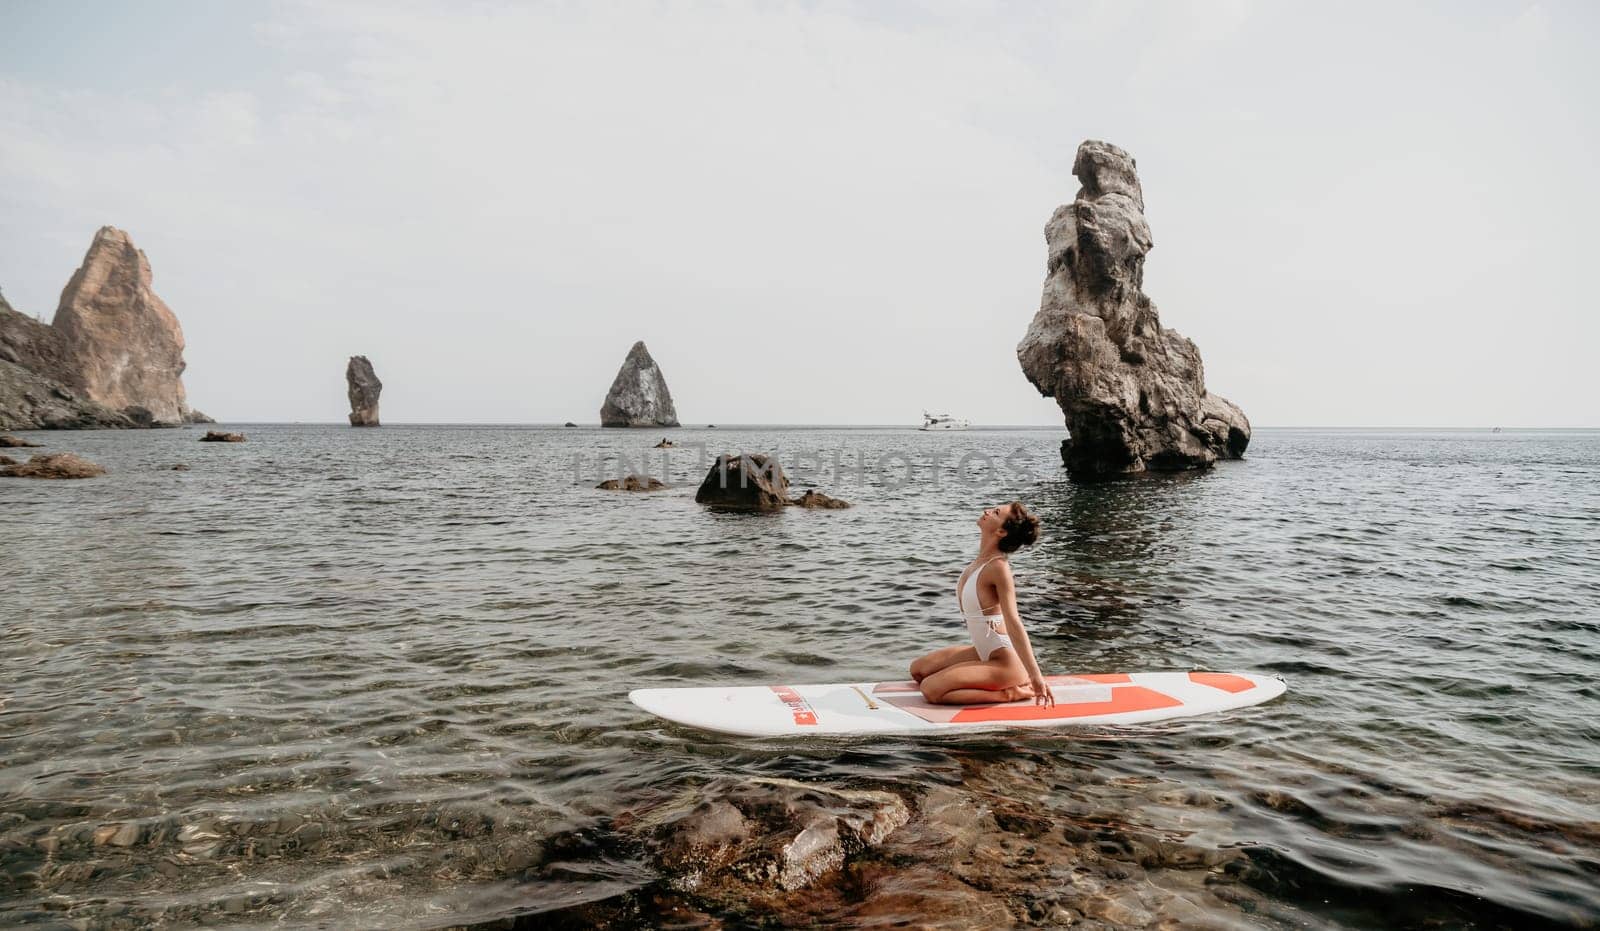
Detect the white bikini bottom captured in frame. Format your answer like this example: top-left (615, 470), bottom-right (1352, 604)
top-left (965, 614), bottom-right (1015, 661)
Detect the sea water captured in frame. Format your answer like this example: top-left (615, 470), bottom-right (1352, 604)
top-left (1, 425), bottom-right (1596, 927)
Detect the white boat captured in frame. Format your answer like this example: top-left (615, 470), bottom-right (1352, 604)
top-left (920, 410), bottom-right (970, 431)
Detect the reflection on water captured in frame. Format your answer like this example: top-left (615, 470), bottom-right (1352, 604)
top-left (1, 425), bottom-right (1597, 928)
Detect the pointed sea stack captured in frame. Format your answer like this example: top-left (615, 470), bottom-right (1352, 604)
top-left (2, 228), bottom-right (205, 429)
top-left (1017, 141), bottom-right (1250, 478)
top-left (52, 227), bottom-right (192, 425)
top-left (347, 355), bottom-right (382, 426)
top-left (601, 341), bottom-right (679, 428)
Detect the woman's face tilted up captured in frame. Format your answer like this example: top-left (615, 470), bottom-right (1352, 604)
top-left (977, 502), bottom-right (1017, 537)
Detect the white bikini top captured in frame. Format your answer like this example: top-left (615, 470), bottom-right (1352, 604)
top-left (959, 556), bottom-right (1004, 620)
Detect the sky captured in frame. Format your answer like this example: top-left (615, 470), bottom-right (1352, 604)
top-left (1, 0), bottom-right (1595, 427)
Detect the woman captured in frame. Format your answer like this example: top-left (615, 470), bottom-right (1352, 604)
top-left (910, 501), bottom-right (1054, 707)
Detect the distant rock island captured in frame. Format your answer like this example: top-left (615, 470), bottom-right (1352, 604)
top-left (1017, 141), bottom-right (1250, 477)
top-left (0, 226), bottom-right (209, 430)
top-left (601, 340), bottom-right (679, 428)
top-left (347, 355), bottom-right (382, 426)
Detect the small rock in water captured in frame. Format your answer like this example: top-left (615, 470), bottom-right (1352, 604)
top-left (171, 463), bottom-right (190, 471)
top-left (788, 489), bottom-right (851, 509)
top-left (0, 452), bottom-right (106, 479)
top-left (0, 454), bottom-right (15, 466)
top-left (108, 822), bottom-right (143, 847)
top-left (694, 453), bottom-right (789, 512)
top-left (176, 823), bottom-right (221, 844)
top-left (654, 437), bottom-right (675, 448)
top-left (563, 421), bottom-right (577, 427)
top-left (0, 434), bottom-right (43, 448)
top-left (596, 474), bottom-right (667, 492)
top-left (199, 431), bottom-right (245, 443)
top-left (652, 799), bottom-right (751, 886)
top-left (293, 822), bottom-right (325, 845)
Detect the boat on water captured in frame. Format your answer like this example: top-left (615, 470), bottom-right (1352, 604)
top-left (920, 410), bottom-right (970, 431)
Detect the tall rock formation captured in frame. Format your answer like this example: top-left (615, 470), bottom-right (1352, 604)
top-left (1017, 141), bottom-right (1250, 477)
top-left (601, 341), bottom-right (679, 428)
top-left (52, 227), bottom-right (192, 424)
top-left (0, 228), bottom-right (206, 429)
top-left (347, 355), bottom-right (382, 426)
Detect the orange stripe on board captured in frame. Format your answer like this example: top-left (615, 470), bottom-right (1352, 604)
top-left (951, 685), bottom-right (1182, 723)
top-left (1187, 672), bottom-right (1255, 694)
top-left (769, 686), bottom-right (818, 726)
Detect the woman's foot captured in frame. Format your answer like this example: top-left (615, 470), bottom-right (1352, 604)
top-left (999, 683), bottom-right (1035, 702)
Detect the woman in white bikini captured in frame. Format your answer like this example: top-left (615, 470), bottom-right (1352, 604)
top-left (909, 501), bottom-right (1055, 707)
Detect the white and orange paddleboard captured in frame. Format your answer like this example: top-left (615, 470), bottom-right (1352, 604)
top-left (629, 671), bottom-right (1286, 737)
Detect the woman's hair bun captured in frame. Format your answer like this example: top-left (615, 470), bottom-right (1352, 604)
top-left (998, 501), bottom-right (1041, 553)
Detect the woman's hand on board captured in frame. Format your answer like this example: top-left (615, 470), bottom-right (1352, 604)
top-left (1032, 676), bottom-right (1054, 708)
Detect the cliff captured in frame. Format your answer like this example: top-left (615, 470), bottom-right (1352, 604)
top-left (0, 294), bottom-right (135, 429)
top-left (0, 227), bottom-right (203, 429)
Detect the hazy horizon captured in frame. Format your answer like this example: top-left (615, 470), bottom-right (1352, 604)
top-left (171, 420), bottom-right (1597, 431)
top-left (3, 1), bottom-right (1596, 429)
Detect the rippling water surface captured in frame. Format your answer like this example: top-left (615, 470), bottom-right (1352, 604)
top-left (2, 425), bottom-right (1597, 928)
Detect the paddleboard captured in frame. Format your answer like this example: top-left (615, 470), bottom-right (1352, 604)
top-left (629, 671), bottom-right (1286, 737)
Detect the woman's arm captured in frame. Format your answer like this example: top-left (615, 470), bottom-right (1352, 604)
top-left (993, 562), bottom-right (1055, 707)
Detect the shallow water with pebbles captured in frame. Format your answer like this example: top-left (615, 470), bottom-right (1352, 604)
top-left (1, 425), bottom-right (1597, 928)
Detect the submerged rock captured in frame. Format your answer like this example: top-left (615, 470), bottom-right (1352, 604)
top-left (1, 452), bottom-right (106, 479)
top-left (624, 777), bottom-right (911, 895)
top-left (0, 454), bottom-right (15, 465)
top-left (789, 489), bottom-right (851, 509)
top-left (601, 341), bottom-right (680, 428)
top-left (1017, 140), bottom-right (1250, 477)
top-left (171, 463), bottom-right (190, 471)
top-left (654, 437), bottom-right (675, 448)
top-left (694, 453), bottom-right (789, 511)
top-left (597, 474), bottom-right (667, 492)
top-left (346, 355), bottom-right (382, 427)
top-left (200, 431), bottom-right (245, 443)
top-left (52, 227), bottom-right (194, 425)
